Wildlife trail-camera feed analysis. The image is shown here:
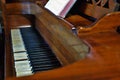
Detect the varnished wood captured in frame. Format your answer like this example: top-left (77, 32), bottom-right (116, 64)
top-left (65, 15), bottom-right (93, 27)
top-left (78, 0), bottom-right (119, 18)
top-left (2, 1), bottom-right (120, 80)
top-left (35, 6), bottom-right (89, 65)
top-left (78, 12), bottom-right (120, 34)
top-left (65, 0), bottom-right (120, 29)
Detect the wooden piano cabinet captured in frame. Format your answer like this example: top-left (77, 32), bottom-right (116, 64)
top-left (3, 2), bottom-right (89, 80)
top-left (65, 0), bottom-right (120, 29)
top-left (7, 15), bottom-right (120, 80)
top-left (2, 2), bottom-right (120, 80)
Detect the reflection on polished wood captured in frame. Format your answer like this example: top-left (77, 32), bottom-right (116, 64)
top-left (1, 0), bottom-right (120, 80)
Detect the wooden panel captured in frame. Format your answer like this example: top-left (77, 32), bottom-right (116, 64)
top-left (79, 3), bottom-right (112, 19)
top-left (78, 12), bottom-right (120, 34)
top-left (65, 15), bottom-right (93, 27)
top-left (65, 0), bottom-right (120, 28)
top-left (35, 7), bottom-right (89, 65)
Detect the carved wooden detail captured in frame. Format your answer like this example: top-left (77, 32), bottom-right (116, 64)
top-left (86, 0), bottom-right (119, 10)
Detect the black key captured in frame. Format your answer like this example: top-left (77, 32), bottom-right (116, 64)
top-left (20, 27), bottom-right (61, 73)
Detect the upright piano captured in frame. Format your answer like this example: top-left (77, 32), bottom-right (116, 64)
top-left (1, 0), bottom-right (120, 80)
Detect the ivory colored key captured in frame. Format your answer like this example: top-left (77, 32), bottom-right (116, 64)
top-left (15, 60), bottom-right (32, 71)
top-left (11, 29), bottom-right (26, 52)
top-left (15, 65), bottom-right (32, 74)
top-left (15, 65), bottom-right (32, 71)
top-left (13, 52), bottom-right (28, 61)
top-left (15, 60), bottom-right (31, 68)
top-left (15, 60), bottom-right (33, 77)
top-left (16, 70), bottom-right (33, 77)
top-left (15, 66), bottom-right (32, 72)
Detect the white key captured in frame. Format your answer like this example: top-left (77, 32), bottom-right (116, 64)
top-left (15, 65), bottom-right (32, 75)
top-left (16, 70), bottom-right (33, 77)
top-left (13, 52), bottom-right (28, 61)
top-left (15, 66), bottom-right (32, 72)
top-left (11, 29), bottom-right (26, 52)
top-left (15, 65), bottom-right (32, 71)
top-left (15, 60), bottom-right (32, 73)
top-left (15, 60), bottom-right (30, 67)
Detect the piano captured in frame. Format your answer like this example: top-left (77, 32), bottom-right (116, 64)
top-left (1, 0), bottom-right (120, 80)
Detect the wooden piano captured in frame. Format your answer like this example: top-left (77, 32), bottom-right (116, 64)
top-left (1, 0), bottom-right (120, 80)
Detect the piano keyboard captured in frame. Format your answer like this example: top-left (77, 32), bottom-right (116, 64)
top-left (11, 27), bottom-right (61, 77)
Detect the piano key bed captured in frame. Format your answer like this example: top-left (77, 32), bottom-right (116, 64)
top-left (11, 27), bottom-right (61, 77)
